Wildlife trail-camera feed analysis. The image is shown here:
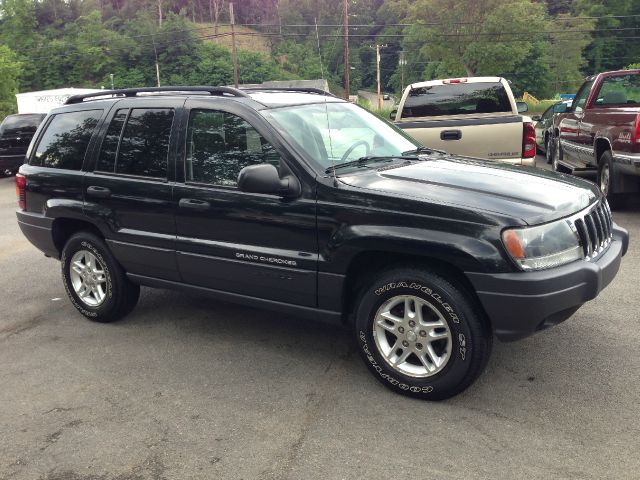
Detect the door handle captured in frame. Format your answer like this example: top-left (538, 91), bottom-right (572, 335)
top-left (86, 186), bottom-right (111, 198)
top-left (179, 198), bottom-right (210, 211)
top-left (441, 129), bottom-right (462, 141)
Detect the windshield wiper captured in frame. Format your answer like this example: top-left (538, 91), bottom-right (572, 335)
top-left (324, 155), bottom-right (417, 174)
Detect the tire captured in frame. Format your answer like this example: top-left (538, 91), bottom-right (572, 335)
top-left (61, 232), bottom-right (140, 322)
top-left (545, 135), bottom-right (553, 164)
top-left (354, 268), bottom-right (492, 400)
top-left (598, 150), bottom-right (627, 210)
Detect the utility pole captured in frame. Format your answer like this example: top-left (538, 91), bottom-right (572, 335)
top-left (230, 2), bottom-right (239, 88)
top-left (399, 51), bottom-right (406, 93)
top-left (375, 44), bottom-right (387, 111)
top-left (343, 0), bottom-right (350, 100)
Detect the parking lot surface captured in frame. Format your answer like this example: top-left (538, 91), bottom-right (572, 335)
top-left (1, 157), bottom-right (639, 479)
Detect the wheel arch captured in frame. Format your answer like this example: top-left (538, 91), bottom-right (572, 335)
top-left (52, 217), bottom-right (105, 257)
top-left (340, 250), bottom-right (492, 332)
top-left (594, 137), bottom-right (612, 163)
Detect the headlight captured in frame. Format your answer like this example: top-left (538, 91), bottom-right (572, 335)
top-left (502, 219), bottom-right (583, 271)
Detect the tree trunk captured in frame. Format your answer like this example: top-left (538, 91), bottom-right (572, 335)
top-left (158, 0), bottom-right (163, 27)
top-left (463, 62), bottom-right (475, 77)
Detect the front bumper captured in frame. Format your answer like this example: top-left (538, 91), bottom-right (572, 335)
top-left (466, 223), bottom-right (629, 341)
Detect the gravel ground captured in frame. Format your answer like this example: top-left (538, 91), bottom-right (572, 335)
top-left (1, 156), bottom-right (639, 479)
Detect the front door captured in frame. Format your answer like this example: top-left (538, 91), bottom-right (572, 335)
top-left (84, 98), bottom-right (182, 281)
top-left (560, 80), bottom-right (593, 167)
top-left (173, 99), bottom-right (318, 307)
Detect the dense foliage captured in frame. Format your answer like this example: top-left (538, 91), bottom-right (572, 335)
top-left (0, 0), bottom-right (638, 117)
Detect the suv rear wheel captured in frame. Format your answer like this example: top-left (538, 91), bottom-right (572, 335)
top-left (354, 268), bottom-right (492, 400)
top-left (61, 232), bottom-right (140, 322)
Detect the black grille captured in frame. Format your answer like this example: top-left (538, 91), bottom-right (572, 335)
top-left (573, 200), bottom-right (612, 259)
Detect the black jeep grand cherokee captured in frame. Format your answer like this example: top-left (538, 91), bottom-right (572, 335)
top-left (16, 87), bottom-right (628, 400)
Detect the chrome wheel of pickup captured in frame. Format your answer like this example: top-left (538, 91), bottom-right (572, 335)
top-left (69, 250), bottom-right (107, 307)
top-left (373, 294), bottom-right (452, 378)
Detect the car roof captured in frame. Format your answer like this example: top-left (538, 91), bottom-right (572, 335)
top-left (51, 87), bottom-right (346, 114)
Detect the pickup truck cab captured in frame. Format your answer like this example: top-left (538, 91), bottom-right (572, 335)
top-left (392, 77), bottom-right (536, 166)
top-left (16, 86), bottom-right (627, 400)
top-left (551, 69), bottom-right (640, 208)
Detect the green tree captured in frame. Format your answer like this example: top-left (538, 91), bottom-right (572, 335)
top-left (0, 45), bottom-right (21, 118)
top-left (403, 0), bottom-right (548, 77)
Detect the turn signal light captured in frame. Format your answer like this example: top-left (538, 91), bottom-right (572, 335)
top-left (502, 230), bottom-right (525, 259)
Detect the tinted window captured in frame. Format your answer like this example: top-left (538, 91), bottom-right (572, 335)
top-left (594, 74), bottom-right (640, 106)
top-left (186, 110), bottom-right (280, 186)
top-left (401, 82), bottom-right (511, 118)
top-left (116, 108), bottom-right (174, 178)
top-left (30, 110), bottom-right (101, 170)
top-left (0, 114), bottom-right (45, 136)
top-left (97, 110), bottom-right (127, 172)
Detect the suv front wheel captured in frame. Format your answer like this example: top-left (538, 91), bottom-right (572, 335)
top-left (61, 232), bottom-right (140, 322)
top-left (354, 268), bottom-right (492, 400)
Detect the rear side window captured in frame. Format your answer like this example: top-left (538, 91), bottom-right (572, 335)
top-left (401, 82), bottom-right (512, 118)
top-left (30, 110), bottom-right (101, 170)
top-left (594, 74), bottom-right (640, 106)
top-left (97, 108), bottom-right (174, 178)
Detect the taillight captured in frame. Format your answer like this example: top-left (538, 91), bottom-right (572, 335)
top-left (523, 122), bottom-right (536, 159)
top-left (443, 78), bottom-right (468, 84)
top-left (15, 173), bottom-right (26, 210)
top-left (634, 114), bottom-right (640, 144)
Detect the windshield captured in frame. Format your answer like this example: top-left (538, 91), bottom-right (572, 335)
top-left (264, 102), bottom-right (419, 171)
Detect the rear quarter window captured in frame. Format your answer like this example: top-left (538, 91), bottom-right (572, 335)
top-left (401, 82), bottom-right (512, 118)
top-left (30, 110), bottom-right (102, 170)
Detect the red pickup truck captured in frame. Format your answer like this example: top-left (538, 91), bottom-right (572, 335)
top-left (550, 69), bottom-right (640, 208)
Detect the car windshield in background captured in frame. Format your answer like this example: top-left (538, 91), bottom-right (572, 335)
top-left (0, 114), bottom-right (45, 136)
top-left (265, 102), bottom-right (419, 171)
top-left (401, 82), bottom-right (512, 118)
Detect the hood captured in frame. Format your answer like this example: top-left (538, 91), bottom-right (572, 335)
top-left (337, 155), bottom-right (600, 225)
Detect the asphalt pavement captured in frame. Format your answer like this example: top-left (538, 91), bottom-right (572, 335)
top-left (1, 156), bottom-right (639, 479)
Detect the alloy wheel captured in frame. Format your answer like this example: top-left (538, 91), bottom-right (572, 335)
top-left (69, 250), bottom-right (107, 307)
top-left (373, 295), bottom-right (452, 378)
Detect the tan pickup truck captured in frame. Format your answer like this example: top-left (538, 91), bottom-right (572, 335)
top-left (392, 77), bottom-right (536, 166)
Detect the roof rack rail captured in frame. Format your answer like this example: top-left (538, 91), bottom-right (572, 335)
top-left (240, 87), bottom-right (336, 97)
top-left (64, 86), bottom-right (249, 105)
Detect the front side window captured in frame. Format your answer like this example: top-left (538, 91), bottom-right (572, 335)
top-left (401, 82), bottom-right (512, 118)
top-left (30, 110), bottom-right (101, 170)
top-left (594, 74), bottom-right (640, 106)
top-left (185, 109), bottom-right (280, 186)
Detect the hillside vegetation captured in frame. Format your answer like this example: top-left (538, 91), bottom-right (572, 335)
top-left (0, 0), bottom-right (639, 118)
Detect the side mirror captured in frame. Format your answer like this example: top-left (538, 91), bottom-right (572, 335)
top-left (531, 115), bottom-right (541, 121)
top-left (237, 163), bottom-right (300, 198)
top-left (389, 108), bottom-right (398, 121)
top-left (516, 101), bottom-right (528, 113)
top-left (553, 103), bottom-right (568, 113)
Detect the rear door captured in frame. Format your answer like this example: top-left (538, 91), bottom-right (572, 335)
top-left (173, 98), bottom-right (318, 307)
top-left (84, 98), bottom-right (182, 281)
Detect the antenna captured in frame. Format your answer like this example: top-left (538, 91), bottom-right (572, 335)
top-left (315, 18), bottom-right (337, 184)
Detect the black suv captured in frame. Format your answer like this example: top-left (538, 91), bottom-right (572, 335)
top-left (0, 113), bottom-right (46, 174)
top-left (16, 87), bottom-right (628, 400)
